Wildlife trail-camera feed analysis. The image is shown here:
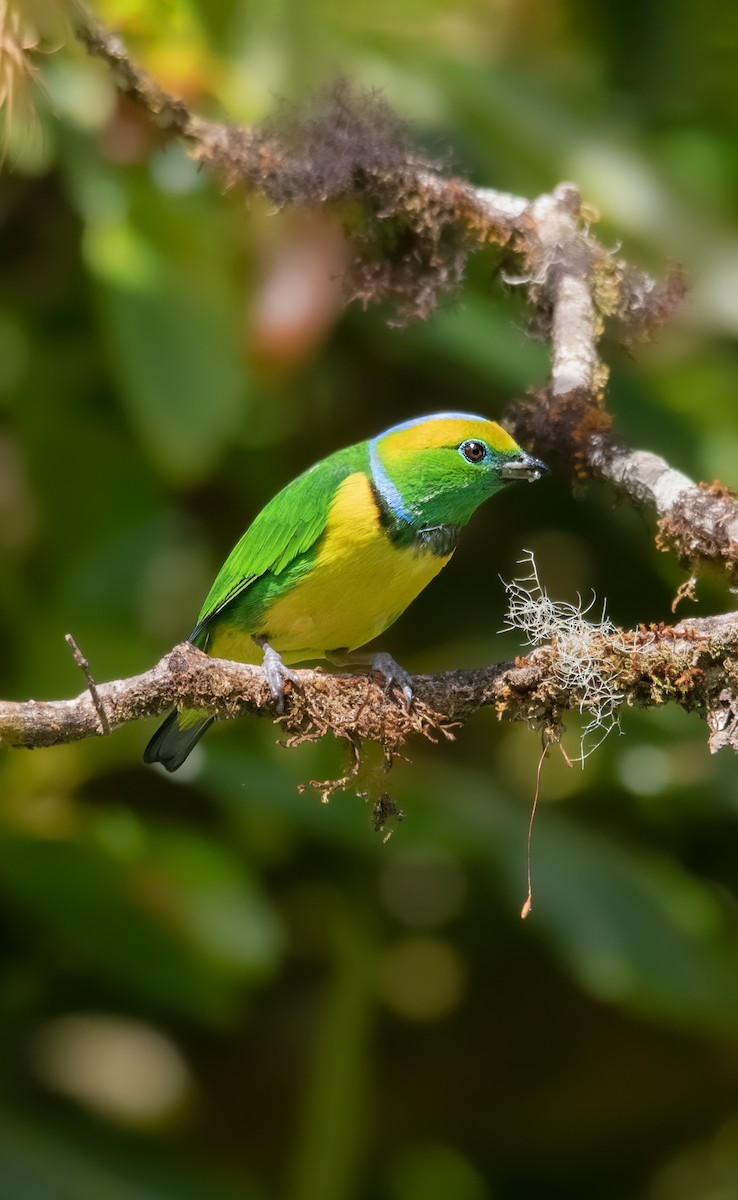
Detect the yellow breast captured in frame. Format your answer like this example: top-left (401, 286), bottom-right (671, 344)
top-left (208, 472), bottom-right (452, 665)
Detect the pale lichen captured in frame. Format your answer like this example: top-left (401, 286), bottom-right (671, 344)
top-left (502, 551), bottom-right (647, 760)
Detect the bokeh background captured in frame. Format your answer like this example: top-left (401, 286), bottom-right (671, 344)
top-left (3, 1), bottom-right (738, 1197)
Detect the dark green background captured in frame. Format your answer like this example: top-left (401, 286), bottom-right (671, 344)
top-left (2, 1), bottom-right (738, 1196)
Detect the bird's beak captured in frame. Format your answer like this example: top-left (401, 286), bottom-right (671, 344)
top-left (499, 451), bottom-right (550, 483)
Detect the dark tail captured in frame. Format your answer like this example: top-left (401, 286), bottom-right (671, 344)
top-left (143, 709), bottom-right (214, 772)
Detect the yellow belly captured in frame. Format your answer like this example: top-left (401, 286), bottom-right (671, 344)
top-left (207, 472), bottom-right (452, 665)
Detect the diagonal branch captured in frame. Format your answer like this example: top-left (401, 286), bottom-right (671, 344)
top-left (505, 388), bottom-right (738, 588)
top-left (66, 7), bottom-right (738, 587)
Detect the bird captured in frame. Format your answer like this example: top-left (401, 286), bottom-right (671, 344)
top-left (144, 412), bottom-right (548, 771)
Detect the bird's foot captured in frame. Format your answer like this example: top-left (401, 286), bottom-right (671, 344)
top-left (372, 652), bottom-right (414, 709)
top-left (253, 636), bottom-right (298, 713)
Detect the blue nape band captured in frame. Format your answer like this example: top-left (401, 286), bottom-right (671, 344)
top-left (368, 438), bottom-right (414, 523)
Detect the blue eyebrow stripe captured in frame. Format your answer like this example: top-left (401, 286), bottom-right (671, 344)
top-left (369, 437), bottom-right (414, 524)
top-left (379, 411), bottom-right (483, 437)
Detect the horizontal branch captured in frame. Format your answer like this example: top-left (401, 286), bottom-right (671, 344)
top-left (4, 615), bottom-right (738, 772)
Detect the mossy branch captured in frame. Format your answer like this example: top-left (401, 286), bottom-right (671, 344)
top-left (3, 614), bottom-right (738, 766)
top-left (505, 389), bottom-right (738, 589)
top-left (65, 8), bottom-right (738, 588)
top-left (70, 7), bottom-right (676, 337)
top-left (6, 6), bottom-right (737, 773)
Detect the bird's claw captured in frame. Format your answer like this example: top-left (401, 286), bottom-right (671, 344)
top-left (372, 652), bottom-right (414, 709)
top-left (255, 637), bottom-right (298, 713)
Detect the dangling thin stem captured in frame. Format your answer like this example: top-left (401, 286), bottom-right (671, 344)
top-left (521, 732), bottom-right (549, 919)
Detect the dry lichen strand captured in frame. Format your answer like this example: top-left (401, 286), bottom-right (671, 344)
top-left (209, 84), bottom-right (486, 322)
top-left (275, 678), bottom-right (456, 759)
top-left (541, 628), bottom-right (719, 728)
top-left (512, 206), bottom-right (684, 349)
top-left (281, 683), bottom-right (456, 803)
top-left (498, 550), bottom-right (734, 760)
top-left (612, 265), bottom-right (688, 346)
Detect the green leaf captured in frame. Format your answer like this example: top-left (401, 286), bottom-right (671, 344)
top-left (89, 221), bottom-right (246, 484)
top-left (409, 768), bottom-right (738, 1032)
top-left (0, 1109), bottom-right (253, 1200)
top-left (0, 838), bottom-right (269, 1023)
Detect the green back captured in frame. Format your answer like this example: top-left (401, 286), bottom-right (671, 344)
top-left (190, 442), bottom-right (367, 643)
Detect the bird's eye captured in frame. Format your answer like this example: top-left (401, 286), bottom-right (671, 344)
top-left (460, 440), bottom-right (487, 464)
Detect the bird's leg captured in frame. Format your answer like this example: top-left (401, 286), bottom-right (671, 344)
top-left (252, 635), bottom-right (298, 714)
top-left (328, 649), bottom-right (414, 708)
top-left (371, 651), bottom-right (414, 709)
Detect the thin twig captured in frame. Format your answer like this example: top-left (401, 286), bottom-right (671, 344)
top-left (64, 632), bottom-right (110, 735)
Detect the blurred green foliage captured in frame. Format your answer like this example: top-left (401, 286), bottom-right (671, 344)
top-left (2, 1), bottom-right (738, 1197)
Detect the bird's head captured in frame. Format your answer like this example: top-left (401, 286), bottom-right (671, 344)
top-left (369, 413), bottom-right (549, 529)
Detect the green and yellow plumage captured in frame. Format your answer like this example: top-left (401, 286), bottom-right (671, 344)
top-left (144, 413), bottom-right (547, 771)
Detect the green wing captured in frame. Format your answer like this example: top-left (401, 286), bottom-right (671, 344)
top-left (190, 445), bottom-right (363, 641)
